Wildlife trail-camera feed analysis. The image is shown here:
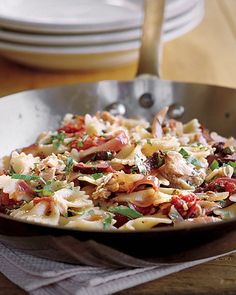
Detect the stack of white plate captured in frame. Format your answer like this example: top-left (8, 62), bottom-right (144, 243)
top-left (0, 0), bottom-right (204, 71)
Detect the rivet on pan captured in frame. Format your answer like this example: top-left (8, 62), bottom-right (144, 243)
top-left (139, 93), bottom-right (154, 108)
top-left (168, 103), bottom-right (185, 119)
top-left (104, 102), bottom-right (126, 116)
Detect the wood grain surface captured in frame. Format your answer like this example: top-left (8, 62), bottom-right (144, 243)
top-left (1, 0), bottom-right (236, 294)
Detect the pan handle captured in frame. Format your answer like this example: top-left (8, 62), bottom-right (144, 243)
top-left (136, 0), bottom-right (165, 78)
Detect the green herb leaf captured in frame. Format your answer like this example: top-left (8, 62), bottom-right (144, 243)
top-left (210, 159), bottom-right (219, 171)
top-left (91, 173), bottom-right (104, 180)
top-left (42, 181), bottom-right (53, 196)
top-left (134, 154), bottom-right (147, 175)
top-left (223, 147), bottom-right (234, 155)
top-left (228, 161), bottom-right (236, 174)
top-left (63, 212), bottom-right (69, 218)
top-left (190, 158), bottom-right (204, 167)
top-left (131, 166), bottom-right (138, 174)
top-left (109, 205), bottom-right (143, 219)
top-left (68, 208), bottom-right (85, 216)
top-left (11, 174), bottom-right (45, 183)
top-left (65, 156), bottom-right (73, 175)
top-left (77, 134), bottom-right (88, 148)
top-left (52, 132), bottom-right (66, 149)
top-left (33, 181), bottom-right (53, 196)
top-left (179, 148), bottom-right (189, 159)
top-left (103, 213), bottom-right (114, 230)
top-left (156, 153), bottom-right (164, 167)
top-left (146, 139), bottom-right (152, 146)
top-left (88, 209), bottom-right (95, 215)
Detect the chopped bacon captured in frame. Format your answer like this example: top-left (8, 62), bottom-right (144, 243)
top-left (17, 181), bottom-right (36, 197)
top-left (0, 192), bottom-right (11, 206)
top-left (113, 213), bottom-right (129, 228)
top-left (33, 197), bottom-right (53, 207)
top-left (70, 135), bottom-right (109, 151)
top-left (78, 130), bottom-right (128, 161)
top-left (129, 176), bottom-right (159, 193)
top-left (57, 116), bottom-right (85, 135)
top-left (0, 191), bottom-right (22, 213)
top-left (21, 144), bottom-right (41, 156)
top-left (132, 204), bottom-right (154, 215)
top-left (73, 161), bottom-right (115, 174)
top-left (200, 125), bottom-right (212, 143)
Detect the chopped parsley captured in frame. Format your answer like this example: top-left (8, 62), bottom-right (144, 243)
top-left (88, 209), bottom-right (95, 215)
top-left (179, 148), bottom-right (204, 168)
top-left (103, 213), bottom-right (114, 229)
top-left (34, 181), bottom-right (53, 196)
top-left (65, 156), bottom-right (73, 175)
top-left (77, 134), bottom-right (88, 148)
top-left (51, 132), bottom-right (66, 149)
top-left (179, 148), bottom-right (189, 159)
top-left (190, 158), bottom-right (204, 167)
top-left (223, 147), bottom-right (233, 155)
top-left (109, 205), bottom-right (143, 219)
top-left (210, 159), bottom-right (219, 171)
top-left (11, 174), bottom-right (45, 184)
top-left (91, 173), bottom-right (104, 180)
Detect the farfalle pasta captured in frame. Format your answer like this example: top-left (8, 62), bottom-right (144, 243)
top-left (1, 108), bottom-right (236, 231)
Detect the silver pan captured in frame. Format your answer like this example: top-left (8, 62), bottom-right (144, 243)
top-left (0, 1), bottom-right (236, 257)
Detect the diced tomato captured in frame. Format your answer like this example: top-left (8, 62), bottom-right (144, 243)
top-left (171, 193), bottom-right (198, 218)
top-left (206, 177), bottom-right (236, 195)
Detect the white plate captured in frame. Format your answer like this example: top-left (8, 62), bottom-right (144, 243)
top-left (165, 0), bottom-right (200, 19)
top-left (0, 28), bottom-right (142, 46)
top-left (0, 39), bottom-right (139, 70)
top-left (163, 5), bottom-right (204, 42)
top-left (0, 0), bottom-right (143, 33)
top-left (0, 39), bottom-right (139, 54)
top-left (0, 49), bottom-right (139, 71)
top-left (163, 0), bottom-right (204, 31)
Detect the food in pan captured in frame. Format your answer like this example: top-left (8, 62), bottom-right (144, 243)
top-left (1, 108), bottom-right (236, 230)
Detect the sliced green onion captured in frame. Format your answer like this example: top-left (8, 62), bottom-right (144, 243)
top-left (179, 148), bottom-right (189, 159)
top-left (210, 159), bottom-right (219, 171)
top-left (11, 174), bottom-right (45, 183)
top-left (91, 173), bottom-right (104, 180)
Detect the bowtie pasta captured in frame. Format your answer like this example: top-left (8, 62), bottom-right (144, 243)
top-left (1, 109), bottom-right (236, 231)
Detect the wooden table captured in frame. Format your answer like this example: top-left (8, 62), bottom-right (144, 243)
top-left (1, 0), bottom-right (236, 294)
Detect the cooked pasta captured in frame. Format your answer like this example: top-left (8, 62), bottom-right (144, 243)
top-left (1, 108), bottom-right (236, 231)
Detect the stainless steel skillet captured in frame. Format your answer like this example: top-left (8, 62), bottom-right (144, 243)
top-left (0, 0), bottom-right (236, 258)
